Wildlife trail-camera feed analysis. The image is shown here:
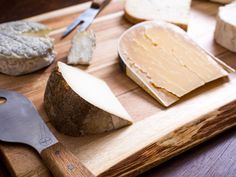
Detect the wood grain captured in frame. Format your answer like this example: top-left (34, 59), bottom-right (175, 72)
top-left (99, 99), bottom-right (236, 176)
top-left (41, 143), bottom-right (95, 177)
top-left (139, 128), bottom-right (236, 177)
top-left (0, 0), bottom-right (236, 177)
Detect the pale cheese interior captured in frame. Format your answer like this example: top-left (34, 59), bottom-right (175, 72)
top-left (125, 0), bottom-right (191, 25)
top-left (58, 62), bottom-right (131, 121)
top-left (120, 22), bottom-right (228, 98)
top-left (219, 2), bottom-right (236, 25)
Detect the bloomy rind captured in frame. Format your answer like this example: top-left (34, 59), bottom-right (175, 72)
top-left (0, 21), bottom-right (55, 76)
top-left (44, 67), bottom-right (132, 136)
top-left (0, 55), bottom-right (54, 76)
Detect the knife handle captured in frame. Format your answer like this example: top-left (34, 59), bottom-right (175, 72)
top-left (91, 0), bottom-right (111, 10)
top-left (41, 143), bottom-right (95, 177)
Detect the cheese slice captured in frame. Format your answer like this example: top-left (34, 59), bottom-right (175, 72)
top-left (214, 2), bottom-right (236, 52)
top-left (119, 21), bottom-right (232, 106)
top-left (44, 62), bottom-right (132, 136)
top-left (124, 0), bottom-right (192, 30)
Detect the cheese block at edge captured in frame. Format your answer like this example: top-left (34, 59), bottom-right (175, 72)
top-left (214, 2), bottom-right (236, 52)
top-left (44, 62), bottom-right (132, 136)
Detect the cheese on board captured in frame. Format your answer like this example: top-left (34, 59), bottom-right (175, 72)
top-left (68, 30), bottom-right (96, 65)
top-left (119, 21), bottom-right (232, 107)
top-left (214, 2), bottom-right (236, 52)
top-left (0, 21), bottom-right (55, 76)
top-left (44, 62), bottom-right (132, 136)
top-left (124, 0), bottom-right (192, 31)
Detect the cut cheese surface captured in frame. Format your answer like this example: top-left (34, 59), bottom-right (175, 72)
top-left (68, 30), bottom-right (96, 65)
top-left (214, 2), bottom-right (236, 52)
top-left (124, 0), bottom-right (191, 30)
top-left (119, 21), bottom-right (230, 104)
top-left (58, 62), bottom-right (131, 121)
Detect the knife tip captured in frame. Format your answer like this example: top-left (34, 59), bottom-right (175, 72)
top-left (61, 32), bottom-right (68, 39)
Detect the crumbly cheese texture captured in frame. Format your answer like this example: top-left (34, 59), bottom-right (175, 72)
top-left (68, 30), bottom-right (96, 65)
top-left (214, 2), bottom-right (236, 52)
top-left (0, 21), bottom-right (55, 76)
top-left (120, 21), bottom-right (229, 99)
top-left (124, 0), bottom-right (192, 30)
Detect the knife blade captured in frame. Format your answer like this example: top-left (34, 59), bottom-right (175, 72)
top-left (0, 89), bottom-right (95, 177)
top-left (62, 0), bottom-right (111, 38)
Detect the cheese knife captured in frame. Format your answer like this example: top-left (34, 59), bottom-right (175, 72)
top-left (62, 0), bottom-right (111, 38)
top-left (0, 89), bottom-right (95, 177)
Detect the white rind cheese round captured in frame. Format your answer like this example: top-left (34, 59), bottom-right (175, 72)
top-left (214, 2), bottom-right (236, 52)
top-left (0, 21), bottom-right (55, 76)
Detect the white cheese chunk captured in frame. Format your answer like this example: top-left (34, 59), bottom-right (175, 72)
top-left (67, 30), bottom-right (96, 65)
top-left (214, 2), bottom-right (236, 52)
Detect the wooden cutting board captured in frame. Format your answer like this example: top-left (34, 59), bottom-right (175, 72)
top-left (0, 0), bottom-right (236, 176)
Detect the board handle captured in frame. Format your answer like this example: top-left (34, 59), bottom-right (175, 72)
top-left (41, 143), bottom-right (95, 177)
top-left (91, 0), bottom-right (111, 9)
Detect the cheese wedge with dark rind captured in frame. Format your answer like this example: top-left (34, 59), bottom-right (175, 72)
top-left (118, 21), bottom-right (233, 107)
top-left (44, 62), bottom-right (132, 136)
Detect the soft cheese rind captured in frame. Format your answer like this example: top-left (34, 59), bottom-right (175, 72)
top-left (214, 2), bottom-right (236, 52)
top-left (44, 62), bottom-right (132, 136)
top-left (0, 21), bottom-right (55, 76)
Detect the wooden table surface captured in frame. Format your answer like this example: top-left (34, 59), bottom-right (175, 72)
top-left (0, 0), bottom-right (235, 177)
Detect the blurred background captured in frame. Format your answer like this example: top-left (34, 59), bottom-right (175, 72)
top-left (0, 0), bottom-right (89, 23)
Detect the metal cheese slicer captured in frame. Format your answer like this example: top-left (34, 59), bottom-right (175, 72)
top-left (0, 89), bottom-right (95, 177)
top-left (62, 0), bottom-right (111, 38)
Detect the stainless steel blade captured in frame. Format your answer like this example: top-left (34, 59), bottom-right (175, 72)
top-left (62, 7), bottom-right (99, 38)
top-left (0, 89), bottom-right (58, 153)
